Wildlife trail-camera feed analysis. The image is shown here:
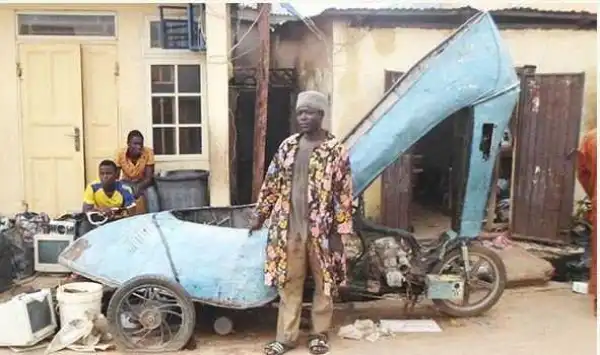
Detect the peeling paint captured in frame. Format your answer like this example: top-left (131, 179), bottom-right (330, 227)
top-left (532, 166), bottom-right (540, 184)
top-left (372, 29), bottom-right (397, 56)
top-left (60, 238), bottom-right (90, 263)
top-left (532, 95), bottom-right (540, 113)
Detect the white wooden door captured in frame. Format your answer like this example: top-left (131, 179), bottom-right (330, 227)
top-left (19, 43), bottom-right (85, 216)
top-left (81, 44), bottom-right (119, 182)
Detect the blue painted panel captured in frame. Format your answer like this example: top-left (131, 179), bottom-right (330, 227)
top-left (460, 90), bottom-right (520, 237)
top-left (60, 213), bottom-right (277, 309)
top-left (345, 12), bottom-right (519, 238)
top-left (348, 12), bottom-right (519, 198)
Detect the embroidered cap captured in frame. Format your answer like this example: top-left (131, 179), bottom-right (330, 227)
top-left (296, 91), bottom-right (328, 112)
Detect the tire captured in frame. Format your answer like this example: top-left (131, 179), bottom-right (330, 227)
top-left (107, 274), bottom-right (196, 352)
top-left (430, 244), bottom-right (507, 318)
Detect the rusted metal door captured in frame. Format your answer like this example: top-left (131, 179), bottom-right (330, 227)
top-left (511, 73), bottom-right (585, 243)
top-left (380, 70), bottom-right (413, 230)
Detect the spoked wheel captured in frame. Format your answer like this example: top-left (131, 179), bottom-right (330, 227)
top-left (431, 244), bottom-right (507, 317)
top-left (107, 275), bottom-right (196, 352)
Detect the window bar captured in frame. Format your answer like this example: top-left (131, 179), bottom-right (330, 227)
top-left (187, 4), bottom-right (195, 51)
top-left (159, 6), bottom-right (167, 49)
top-left (174, 65), bottom-right (180, 155)
top-left (187, 4), bottom-right (205, 51)
top-left (158, 98), bottom-right (166, 154)
top-left (160, 126), bottom-right (167, 155)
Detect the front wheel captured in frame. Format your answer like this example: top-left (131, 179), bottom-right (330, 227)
top-left (431, 244), bottom-right (507, 317)
top-left (106, 275), bottom-right (196, 352)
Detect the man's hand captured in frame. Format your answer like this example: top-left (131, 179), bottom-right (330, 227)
top-left (98, 207), bottom-right (115, 218)
top-left (248, 216), bottom-right (263, 236)
top-left (131, 185), bottom-right (142, 200)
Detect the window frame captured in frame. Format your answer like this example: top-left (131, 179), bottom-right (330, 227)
top-left (145, 58), bottom-right (208, 162)
top-left (15, 11), bottom-right (117, 40)
top-left (143, 14), bottom-right (205, 57)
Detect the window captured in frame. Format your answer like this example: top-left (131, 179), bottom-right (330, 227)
top-left (151, 64), bottom-right (203, 155)
top-left (150, 20), bottom-right (189, 49)
top-left (149, 20), bottom-right (205, 50)
top-left (17, 13), bottom-right (115, 37)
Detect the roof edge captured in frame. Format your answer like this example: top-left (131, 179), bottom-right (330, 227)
top-left (295, 6), bottom-right (597, 30)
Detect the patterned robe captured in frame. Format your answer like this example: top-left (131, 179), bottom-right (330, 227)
top-left (253, 132), bottom-right (354, 295)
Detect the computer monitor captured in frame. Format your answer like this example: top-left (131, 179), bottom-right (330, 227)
top-left (34, 233), bottom-right (74, 273)
top-left (0, 288), bottom-right (57, 347)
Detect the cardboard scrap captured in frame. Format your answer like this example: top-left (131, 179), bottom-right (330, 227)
top-left (338, 318), bottom-right (442, 342)
top-left (379, 319), bottom-right (442, 333)
top-left (44, 311), bottom-right (113, 355)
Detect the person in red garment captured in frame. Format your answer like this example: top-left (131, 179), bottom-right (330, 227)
top-left (577, 127), bottom-right (597, 315)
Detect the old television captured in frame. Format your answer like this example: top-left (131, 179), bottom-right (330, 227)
top-left (0, 288), bottom-right (57, 347)
top-left (34, 233), bottom-right (74, 273)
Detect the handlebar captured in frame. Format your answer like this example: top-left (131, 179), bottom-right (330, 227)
top-left (58, 207), bottom-right (127, 227)
top-left (86, 207), bottom-right (127, 226)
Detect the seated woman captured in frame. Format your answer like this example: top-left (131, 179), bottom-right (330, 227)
top-left (115, 130), bottom-right (158, 214)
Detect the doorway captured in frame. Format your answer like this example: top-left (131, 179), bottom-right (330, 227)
top-left (18, 42), bottom-right (119, 216)
top-left (229, 68), bottom-right (297, 205)
top-left (380, 68), bottom-right (585, 243)
top-left (510, 72), bottom-right (585, 243)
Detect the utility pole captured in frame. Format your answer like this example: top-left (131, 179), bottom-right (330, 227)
top-left (251, 3), bottom-right (271, 202)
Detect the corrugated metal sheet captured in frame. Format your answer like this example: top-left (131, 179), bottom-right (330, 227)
top-left (240, 3), bottom-right (595, 25)
top-left (320, 6), bottom-right (596, 17)
top-left (240, 2), bottom-right (294, 16)
top-left (241, 1), bottom-right (444, 16)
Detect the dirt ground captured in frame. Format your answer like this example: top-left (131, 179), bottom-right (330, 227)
top-left (1, 282), bottom-right (595, 355)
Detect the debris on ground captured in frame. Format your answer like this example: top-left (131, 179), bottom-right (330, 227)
top-left (572, 281), bottom-right (588, 295)
top-left (44, 311), bottom-right (113, 354)
top-left (338, 318), bottom-right (442, 341)
top-left (495, 243), bottom-right (555, 288)
top-left (379, 319), bottom-right (442, 333)
top-left (515, 240), bottom-right (588, 283)
top-left (8, 342), bottom-right (48, 353)
top-left (482, 233), bottom-right (512, 250)
top-left (338, 319), bottom-right (389, 341)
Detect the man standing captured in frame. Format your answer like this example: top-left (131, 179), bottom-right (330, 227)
top-left (577, 127), bottom-right (597, 315)
top-left (250, 91), bottom-right (353, 355)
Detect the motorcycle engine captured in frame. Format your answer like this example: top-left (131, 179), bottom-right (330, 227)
top-left (368, 237), bottom-right (412, 288)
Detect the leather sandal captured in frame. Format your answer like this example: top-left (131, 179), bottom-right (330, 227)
top-left (308, 334), bottom-right (330, 355)
top-left (264, 341), bottom-right (294, 355)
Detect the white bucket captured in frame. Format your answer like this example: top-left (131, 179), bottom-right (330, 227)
top-left (56, 282), bottom-right (103, 327)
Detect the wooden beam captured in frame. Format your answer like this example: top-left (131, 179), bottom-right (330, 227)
top-left (509, 65), bottom-right (537, 231)
top-left (251, 3), bottom-right (271, 202)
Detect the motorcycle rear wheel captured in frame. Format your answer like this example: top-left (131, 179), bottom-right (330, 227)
top-left (430, 244), bottom-right (507, 317)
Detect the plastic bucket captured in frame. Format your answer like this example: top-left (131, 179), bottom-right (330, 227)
top-left (56, 282), bottom-right (103, 327)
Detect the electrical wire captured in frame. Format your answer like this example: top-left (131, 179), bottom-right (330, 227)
top-left (229, 4), bottom-right (266, 56)
top-left (230, 46), bottom-right (257, 63)
top-left (165, 3), bottom-right (265, 59)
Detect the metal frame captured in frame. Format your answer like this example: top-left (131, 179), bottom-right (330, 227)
top-left (144, 58), bottom-right (209, 162)
top-left (143, 15), bottom-right (205, 58)
top-left (158, 4), bottom-right (206, 52)
top-left (15, 11), bottom-right (118, 40)
top-left (229, 68), bottom-right (297, 89)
